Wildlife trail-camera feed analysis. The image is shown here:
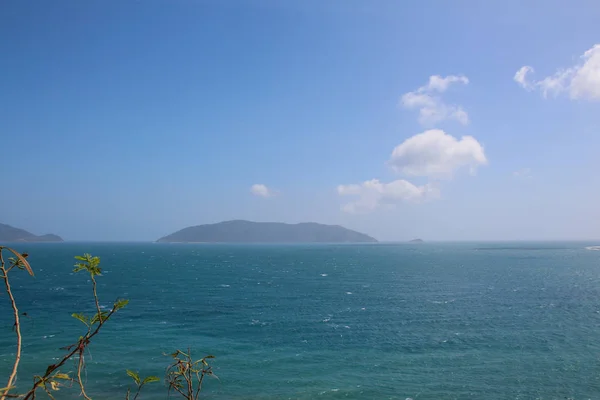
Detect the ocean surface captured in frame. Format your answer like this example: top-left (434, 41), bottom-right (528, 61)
top-left (2, 242), bottom-right (600, 399)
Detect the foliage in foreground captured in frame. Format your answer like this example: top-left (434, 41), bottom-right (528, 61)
top-left (0, 247), bottom-right (216, 399)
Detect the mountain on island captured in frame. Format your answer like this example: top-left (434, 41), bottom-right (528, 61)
top-left (409, 238), bottom-right (424, 243)
top-left (157, 220), bottom-right (377, 243)
top-left (0, 223), bottom-right (64, 242)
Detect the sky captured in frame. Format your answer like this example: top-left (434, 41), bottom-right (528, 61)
top-left (1, 0), bottom-right (600, 242)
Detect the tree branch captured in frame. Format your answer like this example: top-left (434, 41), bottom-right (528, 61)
top-left (22, 305), bottom-right (119, 399)
top-left (77, 350), bottom-right (92, 400)
top-left (91, 275), bottom-right (102, 323)
top-left (0, 250), bottom-right (23, 400)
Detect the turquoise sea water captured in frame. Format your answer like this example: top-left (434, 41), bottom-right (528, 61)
top-left (2, 242), bottom-right (600, 399)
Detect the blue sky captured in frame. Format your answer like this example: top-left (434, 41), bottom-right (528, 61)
top-left (1, 0), bottom-right (599, 241)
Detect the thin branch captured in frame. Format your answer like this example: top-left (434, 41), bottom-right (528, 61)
top-left (171, 386), bottom-right (187, 398)
top-left (198, 368), bottom-right (210, 400)
top-left (22, 305), bottom-right (119, 399)
top-left (90, 275), bottom-right (102, 323)
top-left (1, 250), bottom-right (22, 400)
top-left (77, 350), bottom-right (92, 400)
top-left (186, 366), bottom-right (193, 399)
top-left (42, 386), bottom-right (56, 400)
top-left (132, 383), bottom-right (144, 400)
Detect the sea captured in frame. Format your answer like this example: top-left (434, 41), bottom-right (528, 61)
top-left (2, 242), bottom-right (600, 399)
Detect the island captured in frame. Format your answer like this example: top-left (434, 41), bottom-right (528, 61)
top-left (157, 220), bottom-right (377, 243)
top-left (409, 238), bottom-right (424, 243)
top-left (0, 223), bottom-right (64, 242)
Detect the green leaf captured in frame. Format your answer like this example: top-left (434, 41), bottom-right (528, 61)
top-left (90, 311), bottom-right (109, 324)
top-left (73, 265), bottom-right (86, 273)
top-left (114, 298), bottom-right (129, 310)
top-left (5, 247), bottom-right (34, 276)
top-left (73, 254), bottom-right (102, 276)
top-left (142, 376), bottom-right (160, 384)
top-left (126, 370), bottom-right (141, 386)
top-left (52, 373), bottom-right (70, 380)
top-left (71, 313), bottom-right (89, 326)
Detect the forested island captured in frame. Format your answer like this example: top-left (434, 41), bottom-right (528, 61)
top-left (0, 223), bottom-right (63, 242)
top-left (157, 220), bottom-right (377, 243)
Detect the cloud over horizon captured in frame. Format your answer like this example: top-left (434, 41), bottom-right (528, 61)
top-left (337, 179), bottom-right (439, 214)
top-left (338, 129), bottom-right (486, 213)
top-left (250, 184), bottom-right (277, 198)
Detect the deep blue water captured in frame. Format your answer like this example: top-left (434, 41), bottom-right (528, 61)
top-left (2, 242), bottom-right (600, 399)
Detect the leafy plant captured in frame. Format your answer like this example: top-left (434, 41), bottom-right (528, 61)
top-left (17, 252), bottom-right (129, 400)
top-left (0, 246), bottom-right (33, 400)
top-left (125, 370), bottom-right (160, 400)
top-left (166, 349), bottom-right (216, 400)
top-left (0, 247), bottom-right (216, 399)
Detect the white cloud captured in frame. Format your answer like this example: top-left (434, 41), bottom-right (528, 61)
top-left (389, 129), bottom-right (487, 179)
top-left (337, 130), bottom-right (487, 213)
top-left (401, 75), bottom-right (470, 126)
top-left (337, 179), bottom-right (439, 214)
top-left (513, 168), bottom-right (533, 179)
top-left (250, 184), bottom-right (277, 198)
top-left (515, 44), bottom-right (600, 100)
top-left (571, 45), bottom-right (600, 99)
top-left (426, 75), bottom-right (469, 92)
top-left (514, 66), bottom-right (534, 90)
top-left (338, 75), bottom-right (485, 214)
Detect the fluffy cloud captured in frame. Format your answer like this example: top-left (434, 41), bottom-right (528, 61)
top-left (337, 179), bottom-right (439, 214)
top-left (389, 129), bottom-right (487, 178)
top-left (337, 130), bottom-right (487, 213)
top-left (338, 75), bottom-right (485, 214)
top-left (514, 44), bottom-right (600, 100)
top-left (250, 184), bottom-right (277, 198)
top-left (514, 66), bottom-right (534, 90)
top-left (426, 75), bottom-right (469, 92)
top-left (401, 75), bottom-right (470, 126)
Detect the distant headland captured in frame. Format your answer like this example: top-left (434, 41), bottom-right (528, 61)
top-left (0, 223), bottom-right (63, 242)
top-left (157, 220), bottom-right (378, 243)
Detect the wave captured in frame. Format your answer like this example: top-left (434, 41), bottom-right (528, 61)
top-left (430, 299), bottom-right (456, 304)
top-left (318, 389), bottom-right (339, 395)
top-left (585, 246), bottom-right (600, 251)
